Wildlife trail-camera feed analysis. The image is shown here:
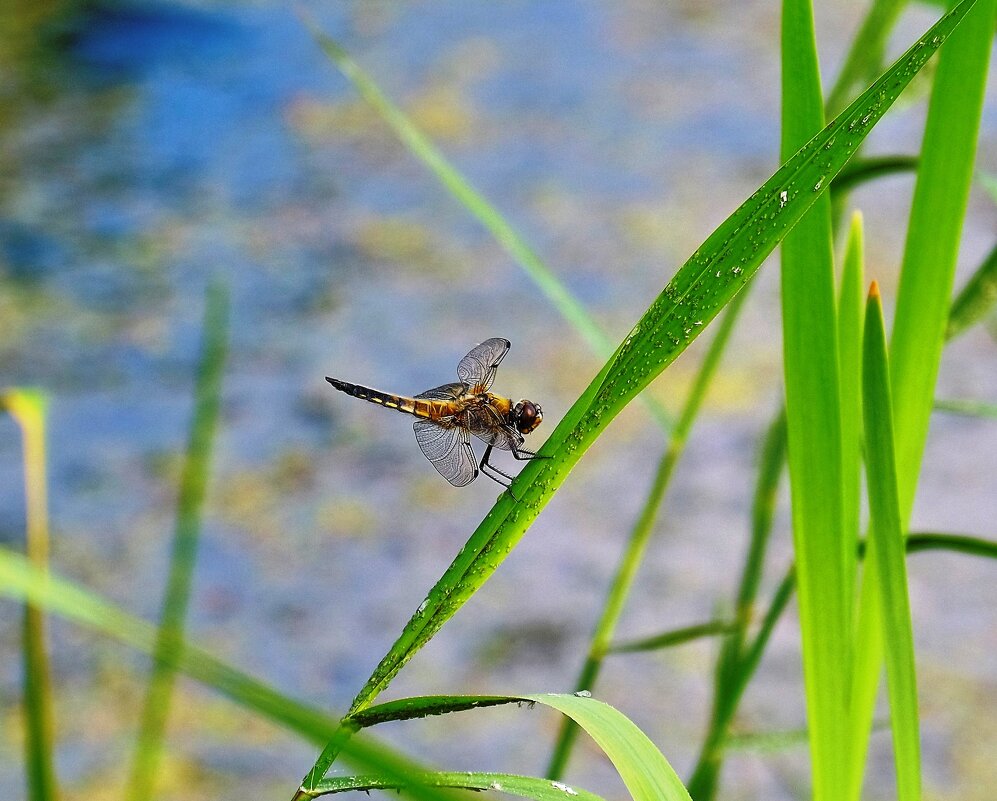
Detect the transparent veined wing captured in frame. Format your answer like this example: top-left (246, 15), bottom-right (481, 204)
top-left (415, 383), bottom-right (466, 401)
top-left (456, 338), bottom-right (510, 393)
top-left (413, 419), bottom-right (478, 486)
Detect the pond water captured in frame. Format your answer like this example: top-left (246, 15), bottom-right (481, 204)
top-left (1, 1), bottom-right (995, 800)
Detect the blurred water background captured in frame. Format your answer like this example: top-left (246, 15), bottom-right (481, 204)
top-left (1, 1), bottom-right (995, 799)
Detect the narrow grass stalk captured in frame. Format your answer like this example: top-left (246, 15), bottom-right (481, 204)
top-left (303, 17), bottom-right (671, 432)
top-left (945, 242), bottom-right (997, 341)
top-left (905, 532), bottom-right (997, 558)
top-left (125, 284), bottom-right (229, 801)
top-left (545, 288), bottom-right (750, 780)
top-left (848, 2), bottom-right (996, 795)
top-left (685, 413), bottom-right (788, 801)
top-left (607, 620), bottom-right (737, 654)
top-left (831, 155), bottom-right (918, 196)
top-left (933, 398), bottom-right (997, 418)
top-left (780, 2), bottom-right (850, 797)
top-left (2, 390), bottom-right (59, 801)
top-left (825, 0), bottom-right (908, 117)
top-left (862, 283), bottom-right (922, 801)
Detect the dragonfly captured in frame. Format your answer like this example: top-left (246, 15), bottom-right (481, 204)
top-left (326, 338), bottom-right (545, 488)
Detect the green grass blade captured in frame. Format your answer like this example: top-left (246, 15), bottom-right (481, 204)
top-left (732, 408), bottom-right (788, 642)
top-left (980, 171), bottom-right (997, 203)
top-left (838, 212), bottom-right (866, 618)
top-left (303, 17), bottom-right (671, 433)
top-left (849, 1), bottom-right (996, 794)
top-left (905, 532), bottom-right (997, 557)
top-left (298, 5), bottom-right (978, 790)
top-left (891, 0), bottom-right (996, 516)
top-left (780, 1), bottom-right (849, 796)
top-left (934, 398), bottom-right (997, 418)
top-left (546, 287), bottom-right (750, 781)
top-left (684, 408), bottom-right (787, 801)
top-left (945, 242), bottom-right (997, 340)
top-left (831, 155), bottom-right (919, 196)
top-left (862, 284), bottom-right (922, 801)
top-left (315, 693), bottom-right (690, 801)
top-left (826, 0), bottom-right (908, 116)
top-left (2, 390), bottom-right (59, 801)
top-left (529, 694), bottom-right (692, 801)
top-left (607, 620), bottom-right (736, 654)
top-left (686, 566), bottom-right (796, 801)
top-left (310, 773), bottom-right (606, 801)
top-left (0, 548), bottom-right (465, 801)
top-left (126, 284), bottom-right (229, 801)
top-left (352, 696), bottom-right (525, 727)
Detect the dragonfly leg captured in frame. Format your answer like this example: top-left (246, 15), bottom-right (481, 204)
top-left (480, 444), bottom-right (516, 487)
top-left (510, 445), bottom-right (548, 461)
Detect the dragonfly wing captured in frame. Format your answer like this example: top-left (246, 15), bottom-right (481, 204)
top-left (456, 338), bottom-right (510, 393)
top-left (413, 419), bottom-right (478, 487)
top-left (415, 382), bottom-right (466, 401)
top-left (469, 412), bottom-right (523, 452)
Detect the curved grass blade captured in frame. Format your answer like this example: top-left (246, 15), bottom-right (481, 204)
top-left (607, 619), bottom-right (736, 654)
top-left (297, 2), bottom-right (980, 790)
top-left (862, 284), bottom-right (922, 801)
top-left (546, 287), bottom-right (750, 781)
top-left (303, 16), bottom-right (671, 433)
top-left (1, 389), bottom-right (59, 801)
top-left (831, 155), bottom-right (918, 196)
top-left (945, 242), bottom-right (997, 340)
top-left (529, 694), bottom-right (691, 801)
top-left (322, 693), bottom-right (691, 801)
top-left (352, 695), bottom-right (527, 727)
top-left (126, 284), bottom-right (228, 800)
top-left (905, 532), bottom-right (997, 557)
top-left (310, 773), bottom-right (605, 801)
top-left (0, 548), bottom-right (465, 801)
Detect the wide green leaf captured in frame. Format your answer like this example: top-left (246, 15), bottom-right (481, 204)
top-left (336, 692), bottom-right (691, 801)
top-left (529, 694), bottom-right (691, 801)
top-left (780, 1), bottom-right (849, 796)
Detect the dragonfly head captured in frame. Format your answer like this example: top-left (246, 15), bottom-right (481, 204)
top-left (513, 399), bottom-right (543, 435)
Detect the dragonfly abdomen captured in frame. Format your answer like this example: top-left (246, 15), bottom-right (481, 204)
top-left (326, 378), bottom-right (438, 419)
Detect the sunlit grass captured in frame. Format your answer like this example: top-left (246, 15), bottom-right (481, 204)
top-left (2, 2), bottom-right (994, 800)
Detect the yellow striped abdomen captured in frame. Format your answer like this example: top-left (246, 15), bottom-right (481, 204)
top-left (326, 378), bottom-right (448, 420)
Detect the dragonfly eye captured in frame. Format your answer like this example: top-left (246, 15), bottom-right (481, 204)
top-left (514, 400), bottom-right (543, 434)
